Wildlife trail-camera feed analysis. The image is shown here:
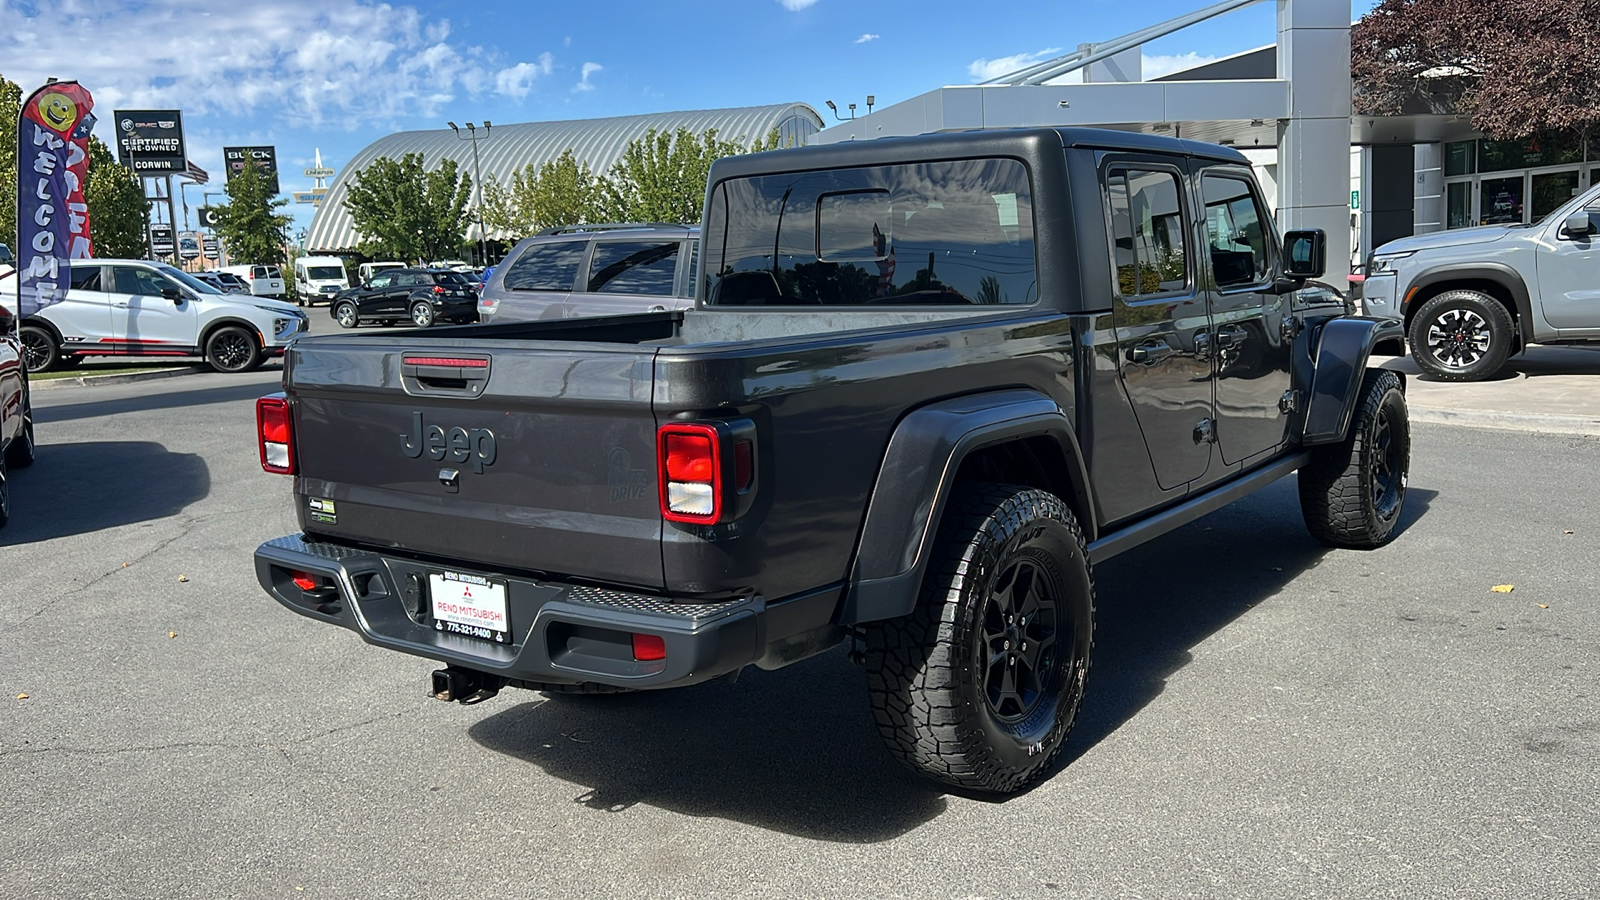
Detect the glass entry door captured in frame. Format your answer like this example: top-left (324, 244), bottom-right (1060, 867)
top-left (1480, 176), bottom-right (1524, 225)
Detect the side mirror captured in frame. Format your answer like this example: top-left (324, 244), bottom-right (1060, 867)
top-left (1563, 211), bottom-right (1595, 238)
top-left (1283, 229), bottom-right (1326, 278)
top-left (161, 287), bottom-right (183, 302)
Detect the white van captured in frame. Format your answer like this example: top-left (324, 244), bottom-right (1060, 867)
top-left (1, 258), bottom-right (307, 373)
top-left (358, 261), bottom-right (406, 283)
top-left (294, 256), bottom-right (349, 307)
top-left (220, 263), bottom-right (286, 298)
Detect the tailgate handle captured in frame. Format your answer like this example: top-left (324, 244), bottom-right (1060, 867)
top-left (401, 354), bottom-right (491, 398)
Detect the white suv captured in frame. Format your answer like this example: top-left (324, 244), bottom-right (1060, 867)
top-left (1, 259), bottom-right (308, 373)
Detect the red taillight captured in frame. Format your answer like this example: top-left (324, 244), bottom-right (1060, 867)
top-left (632, 633), bottom-right (667, 661)
top-left (432, 284), bottom-right (445, 294)
top-left (657, 423), bottom-right (721, 523)
top-left (256, 394), bottom-right (296, 474)
top-left (291, 571), bottom-right (319, 591)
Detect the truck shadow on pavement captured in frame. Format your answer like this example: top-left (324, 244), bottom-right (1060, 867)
top-left (470, 478), bottom-right (1436, 827)
top-left (31, 379), bottom-right (278, 425)
top-left (1054, 478), bottom-right (1438, 774)
top-left (0, 441), bottom-right (210, 545)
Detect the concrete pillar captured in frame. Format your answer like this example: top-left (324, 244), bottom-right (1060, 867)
top-left (1412, 142), bottom-right (1444, 235)
top-left (1275, 0), bottom-right (1352, 281)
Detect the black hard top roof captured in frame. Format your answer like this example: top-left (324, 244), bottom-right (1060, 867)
top-left (709, 126), bottom-right (1250, 182)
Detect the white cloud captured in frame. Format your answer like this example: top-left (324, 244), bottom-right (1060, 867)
top-left (968, 48), bottom-right (1063, 82)
top-left (495, 54), bottom-right (555, 99)
top-left (855, 34), bottom-right (880, 44)
top-left (0, 0), bottom-right (562, 129)
top-left (778, 0), bottom-right (818, 10)
top-left (1140, 52), bottom-right (1220, 80)
top-left (574, 62), bottom-right (603, 93)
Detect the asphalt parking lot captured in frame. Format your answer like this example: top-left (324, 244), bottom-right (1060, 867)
top-left (3, 357), bottom-right (1598, 899)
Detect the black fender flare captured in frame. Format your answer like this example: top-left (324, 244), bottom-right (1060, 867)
top-left (1300, 317), bottom-right (1407, 446)
top-left (199, 317), bottom-right (266, 355)
top-left (1406, 263), bottom-right (1535, 343)
top-left (841, 389), bottom-right (1093, 624)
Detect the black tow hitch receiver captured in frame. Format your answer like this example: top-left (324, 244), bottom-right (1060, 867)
top-left (430, 667), bottom-right (507, 704)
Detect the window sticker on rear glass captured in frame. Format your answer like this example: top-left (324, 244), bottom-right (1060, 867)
top-left (308, 498), bottom-right (337, 524)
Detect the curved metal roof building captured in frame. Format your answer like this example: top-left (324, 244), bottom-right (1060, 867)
top-left (305, 102), bottom-right (822, 253)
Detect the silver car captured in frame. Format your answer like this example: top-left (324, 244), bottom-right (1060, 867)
top-left (478, 224), bottom-right (699, 323)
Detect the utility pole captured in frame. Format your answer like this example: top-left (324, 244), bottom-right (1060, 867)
top-left (448, 120), bottom-right (492, 266)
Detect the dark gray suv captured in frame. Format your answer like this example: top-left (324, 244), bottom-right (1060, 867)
top-left (477, 224), bottom-right (698, 323)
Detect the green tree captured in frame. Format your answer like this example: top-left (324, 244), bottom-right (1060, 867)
top-left (83, 137), bottom-right (150, 258)
top-left (0, 74), bottom-right (19, 254)
top-left (212, 161), bottom-right (292, 265)
top-left (482, 149), bottom-right (600, 235)
top-left (341, 152), bottom-right (473, 263)
top-left (598, 127), bottom-right (779, 224)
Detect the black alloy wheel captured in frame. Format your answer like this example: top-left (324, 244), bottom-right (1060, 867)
top-left (18, 325), bottom-right (59, 373)
top-left (1299, 369), bottom-right (1410, 548)
top-left (411, 301), bottom-right (435, 327)
top-left (205, 326), bottom-right (261, 374)
top-left (864, 483), bottom-right (1094, 794)
top-left (1408, 290), bottom-right (1514, 381)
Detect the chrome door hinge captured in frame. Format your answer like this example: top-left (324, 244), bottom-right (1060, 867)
top-left (1282, 316), bottom-right (1304, 341)
top-left (1279, 390), bottom-right (1302, 415)
top-left (1193, 417), bottom-right (1217, 444)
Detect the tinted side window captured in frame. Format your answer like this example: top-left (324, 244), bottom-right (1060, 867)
top-left (503, 241), bottom-right (586, 291)
top-left (1106, 168), bottom-right (1188, 296)
top-left (70, 266), bottom-right (104, 292)
top-left (1203, 175), bottom-right (1271, 287)
top-left (368, 274), bottom-right (394, 289)
top-left (112, 266), bottom-right (173, 296)
top-left (704, 158), bottom-right (1035, 306)
top-left (586, 240), bottom-right (680, 295)
top-left (685, 240), bottom-right (699, 298)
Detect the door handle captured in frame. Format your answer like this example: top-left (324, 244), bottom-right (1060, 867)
top-left (1127, 340), bottom-right (1173, 365)
top-left (1214, 325), bottom-right (1249, 348)
top-left (113, 302), bottom-right (130, 308)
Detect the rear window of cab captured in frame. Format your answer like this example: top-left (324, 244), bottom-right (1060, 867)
top-left (703, 158), bottom-right (1036, 307)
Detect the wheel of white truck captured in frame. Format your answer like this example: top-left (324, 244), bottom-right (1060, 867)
top-left (206, 326), bottom-right (261, 374)
top-left (864, 483), bottom-right (1094, 795)
top-left (1408, 290), bottom-right (1514, 381)
top-left (1298, 369), bottom-right (1410, 549)
top-left (18, 325), bottom-right (60, 373)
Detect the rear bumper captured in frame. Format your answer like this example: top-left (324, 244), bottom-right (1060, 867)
top-left (255, 534), bottom-right (837, 689)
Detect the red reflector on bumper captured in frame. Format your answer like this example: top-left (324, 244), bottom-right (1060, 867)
top-left (291, 571), bottom-right (319, 591)
top-left (631, 633), bottom-right (666, 661)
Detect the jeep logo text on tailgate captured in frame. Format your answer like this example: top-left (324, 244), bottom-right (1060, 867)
top-left (401, 412), bottom-right (497, 473)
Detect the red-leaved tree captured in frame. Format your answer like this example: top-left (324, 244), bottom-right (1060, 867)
top-left (1353, 0), bottom-right (1600, 139)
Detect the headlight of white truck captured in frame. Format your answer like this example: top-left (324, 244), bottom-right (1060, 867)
top-left (1368, 251), bottom-right (1415, 275)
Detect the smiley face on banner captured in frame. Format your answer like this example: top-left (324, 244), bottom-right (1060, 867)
top-left (23, 82), bottom-right (94, 137)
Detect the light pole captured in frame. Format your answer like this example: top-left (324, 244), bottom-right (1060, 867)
top-left (447, 120), bottom-right (492, 266)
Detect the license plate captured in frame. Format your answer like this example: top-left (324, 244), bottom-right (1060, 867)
top-left (429, 571), bottom-right (510, 643)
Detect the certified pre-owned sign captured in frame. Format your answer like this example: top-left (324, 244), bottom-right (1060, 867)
top-left (113, 109), bottom-right (187, 175)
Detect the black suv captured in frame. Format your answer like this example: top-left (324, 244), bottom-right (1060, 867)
top-left (330, 268), bottom-right (478, 328)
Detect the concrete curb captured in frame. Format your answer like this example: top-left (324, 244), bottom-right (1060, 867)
top-left (1410, 405), bottom-right (1600, 438)
top-left (30, 366), bottom-right (201, 390)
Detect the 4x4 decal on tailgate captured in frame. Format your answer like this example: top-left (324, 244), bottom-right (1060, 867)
top-left (400, 412), bottom-right (498, 473)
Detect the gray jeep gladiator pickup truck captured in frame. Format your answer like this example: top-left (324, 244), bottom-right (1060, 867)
top-left (255, 128), bottom-right (1410, 794)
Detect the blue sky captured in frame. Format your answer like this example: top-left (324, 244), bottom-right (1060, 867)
top-left (2, 0), bottom-right (1382, 235)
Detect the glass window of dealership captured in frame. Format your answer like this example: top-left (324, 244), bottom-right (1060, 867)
top-left (1443, 132), bottom-right (1598, 228)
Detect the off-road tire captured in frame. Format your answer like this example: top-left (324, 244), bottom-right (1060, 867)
top-left (1299, 369), bottom-right (1410, 548)
top-left (335, 302), bottom-right (360, 329)
top-left (410, 302), bottom-right (435, 328)
top-left (0, 452), bottom-right (10, 530)
top-left (864, 483), bottom-right (1094, 794)
top-left (18, 325), bottom-right (60, 373)
top-left (5, 385), bottom-right (35, 469)
top-left (1408, 290), bottom-right (1514, 381)
top-left (205, 326), bottom-right (261, 374)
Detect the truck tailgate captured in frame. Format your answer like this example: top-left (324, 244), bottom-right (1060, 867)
top-left (286, 338), bottom-right (664, 589)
